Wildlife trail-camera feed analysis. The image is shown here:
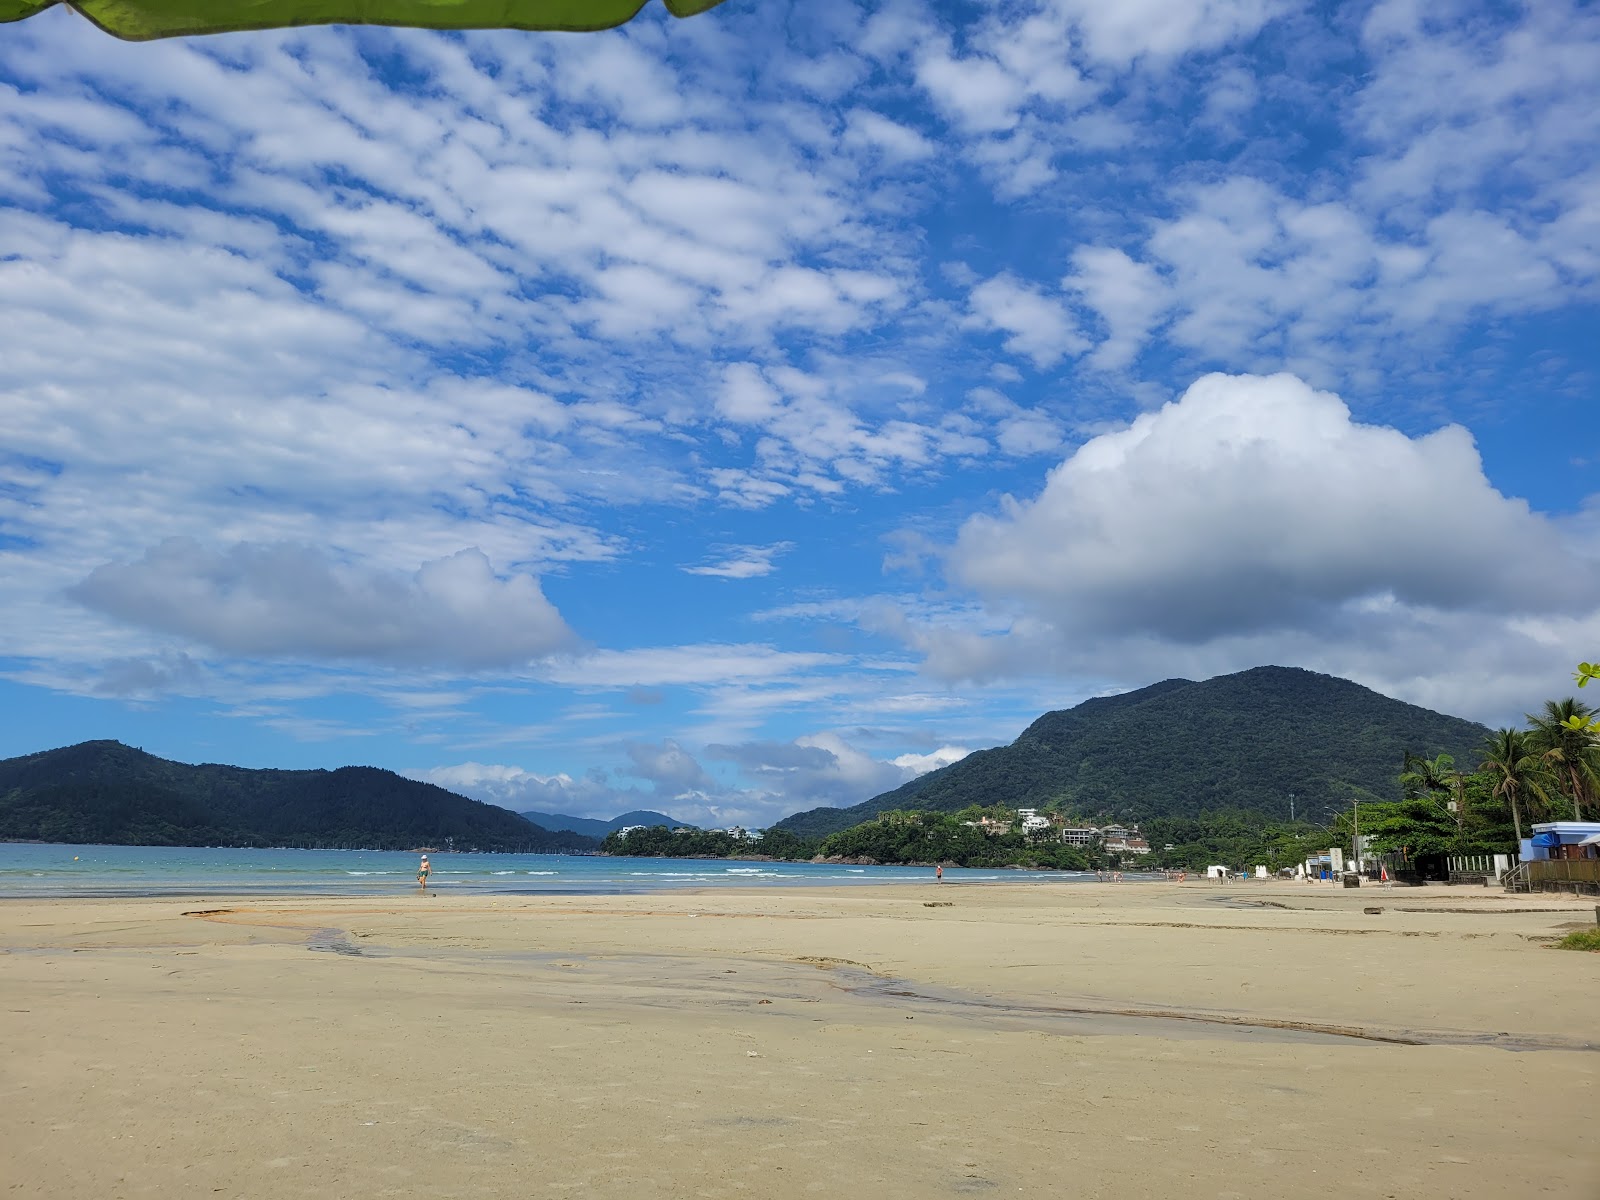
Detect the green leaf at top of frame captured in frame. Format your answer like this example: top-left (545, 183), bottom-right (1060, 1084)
top-left (1, 0), bottom-right (727, 40)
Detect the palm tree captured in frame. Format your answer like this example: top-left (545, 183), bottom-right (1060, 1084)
top-left (1478, 728), bottom-right (1552, 842)
top-left (1525, 699), bottom-right (1600, 822)
top-left (1396, 750), bottom-right (1461, 852)
top-left (1399, 751), bottom-right (1455, 802)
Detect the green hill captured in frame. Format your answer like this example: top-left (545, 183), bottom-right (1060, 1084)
top-left (773, 666), bottom-right (1490, 839)
top-left (0, 740), bottom-right (598, 852)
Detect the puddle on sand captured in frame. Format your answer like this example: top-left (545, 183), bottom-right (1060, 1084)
top-left (306, 928), bottom-right (366, 957)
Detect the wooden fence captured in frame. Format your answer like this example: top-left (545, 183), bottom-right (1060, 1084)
top-left (1527, 860), bottom-right (1600, 893)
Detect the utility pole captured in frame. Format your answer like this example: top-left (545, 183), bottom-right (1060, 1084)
top-left (1352, 800), bottom-right (1361, 873)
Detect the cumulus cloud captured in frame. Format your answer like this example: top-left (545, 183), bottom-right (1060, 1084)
top-left (949, 373), bottom-right (1594, 641)
top-left (876, 372), bottom-right (1600, 722)
top-left (70, 541), bottom-right (576, 669)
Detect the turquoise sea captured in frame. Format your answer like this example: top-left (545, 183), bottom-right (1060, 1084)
top-left (0, 842), bottom-right (1110, 898)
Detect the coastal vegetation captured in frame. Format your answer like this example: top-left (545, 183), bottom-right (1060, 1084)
top-left (812, 808), bottom-right (1091, 869)
top-left (603, 808), bottom-right (1334, 872)
top-left (599, 824), bottom-right (816, 860)
top-left (1321, 695), bottom-right (1599, 861)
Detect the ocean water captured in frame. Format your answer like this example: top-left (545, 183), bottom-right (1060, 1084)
top-left (0, 842), bottom-right (1108, 899)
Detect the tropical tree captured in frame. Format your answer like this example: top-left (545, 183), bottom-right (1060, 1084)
top-left (1399, 751), bottom-right (1455, 803)
top-left (1525, 699), bottom-right (1600, 821)
top-left (1394, 751), bottom-right (1492, 853)
top-left (1478, 728), bottom-right (1551, 842)
top-left (1350, 799), bottom-right (1461, 861)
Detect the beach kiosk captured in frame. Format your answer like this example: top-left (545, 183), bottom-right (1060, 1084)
top-left (1519, 822), bottom-right (1600, 895)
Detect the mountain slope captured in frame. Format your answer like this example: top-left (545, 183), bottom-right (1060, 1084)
top-left (0, 741), bottom-right (598, 851)
top-left (774, 666), bottom-right (1489, 839)
top-left (515, 809), bottom-right (694, 838)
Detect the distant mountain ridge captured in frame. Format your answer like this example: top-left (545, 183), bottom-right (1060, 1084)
top-left (515, 809), bottom-right (695, 839)
top-left (774, 666), bottom-right (1490, 839)
top-left (0, 740), bottom-right (599, 851)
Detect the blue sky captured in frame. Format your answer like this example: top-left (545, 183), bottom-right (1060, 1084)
top-left (1, 0), bottom-right (1596, 828)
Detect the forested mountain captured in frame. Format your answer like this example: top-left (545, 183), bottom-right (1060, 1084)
top-left (774, 666), bottom-right (1489, 839)
top-left (0, 740), bottom-right (597, 851)
top-left (516, 808), bottom-right (693, 838)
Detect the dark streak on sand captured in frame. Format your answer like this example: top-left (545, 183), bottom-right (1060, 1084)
top-left (828, 967), bottom-right (1600, 1054)
top-left (184, 907), bottom-right (1599, 1055)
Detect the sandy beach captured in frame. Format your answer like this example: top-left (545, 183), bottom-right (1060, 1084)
top-left (4, 880), bottom-right (1596, 1199)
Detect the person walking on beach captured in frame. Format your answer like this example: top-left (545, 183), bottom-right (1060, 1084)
top-left (417, 854), bottom-right (431, 893)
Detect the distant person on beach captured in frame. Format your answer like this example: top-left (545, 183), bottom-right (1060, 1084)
top-left (418, 854), bottom-right (431, 892)
top-left (936, 864), bottom-right (943, 883)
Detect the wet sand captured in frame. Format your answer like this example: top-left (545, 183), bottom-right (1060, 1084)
top-left (3, 880), bottom-right (1597, 1198)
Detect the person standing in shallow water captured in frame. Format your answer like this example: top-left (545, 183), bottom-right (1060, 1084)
top-left (417, 854), bottom-right (431, 893)
top-left (936, 864), bottom-right (943, 883)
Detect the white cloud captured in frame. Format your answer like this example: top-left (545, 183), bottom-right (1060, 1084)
top-left (1067, 178), bottom-right (1589, 380)
top-left (841, 109), bottom-right (937, 161)
top-left (412, 761), bottom-right (650, 819)
top-left (623, 738), bottom-right (717, 792)
top-left (907, 0), bottom-right (1287, 193)
top-left (538, 644), bottom-right (846, 689)
top-left (705, 731), bottom-right (927, 814)
top-left (1053, 0), bottom-right (1288, 67)
top-left (71, 542), bottom-right (576, 669)
top-left (915, 44), bottom-right (1027, 134)
top-left (1065, 246), bottom-right (1170, 371)
top-left (683, 542), bottom-right (794, 580)
top-left (886, 372), bottom-right (1600, 723)
top-left (950, 373), bottom-right (1593, 638)
top-left (891, 745), bottom-right (971, 774)
top-left (1355, 0), bottom-right (1600, 211)
top-left (965, 274), bottom-right (1087, 369)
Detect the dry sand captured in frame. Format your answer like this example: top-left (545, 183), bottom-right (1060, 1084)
top-left (3, 880), bottom-right (1597, 1199)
